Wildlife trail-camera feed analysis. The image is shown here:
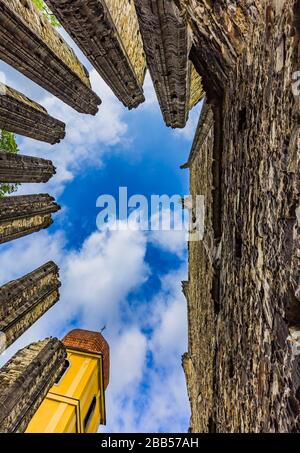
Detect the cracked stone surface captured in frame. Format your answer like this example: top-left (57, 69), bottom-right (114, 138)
top-left (46, 0), bottom-right (145, 109)
top-left (0, 262), bottom-right (61, 352)
top-left (0, 0), bottom-right (101, 114)
top-left (0, 338), bottom-right (66, 433)
top-left (0, 83), bottom-right (65, 144)
top-left (134, 0), bottom-right (204, 128)
top-left (0, 151), bottom-right (56, 183)
top-left (181, 0), bottom-right (300, 433)
top-left (0, 194), bottom-right (61, 244)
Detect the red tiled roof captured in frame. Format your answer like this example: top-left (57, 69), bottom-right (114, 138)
top-left (63, 329), bottom-right (110, 389)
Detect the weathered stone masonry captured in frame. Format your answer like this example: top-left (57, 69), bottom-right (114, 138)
top-left (0, 0), bottom-right (101, 114)
top-left (182, 102), bottom-right (216, 433)
top-left (0, 1), bottom-right (98, 433)
top-left (0, 0), bottom-right (298, 434)
top-left (0, 262), bottom-right (61, 352)
top-left (0, 338), bottom-right (66, 433)
top-left (0, 83), bottom-right (65, 144)
top-left (134, 0), bottom-right (203, 128)
top-left (181, 0), bottom-right (300, 433)
top-left (0, 194), bottom-right (60, 244)
top-left (46, 0), bottom-right (146, 110)
top-left (0, 151), bottom-right (56, 183)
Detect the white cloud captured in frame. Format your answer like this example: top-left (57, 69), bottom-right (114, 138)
top-left (62, 225), bottom-right (149, 328)
top-left (0, 26), bottom-right (192, 432)
top-left (110, 329), bottom-right (147, 391)
top-left (138, 366), bottom-right (189, 433)
top-left (151, 298), bottom-right (187, 364)
top-left (0, 71), bottom-right (6, 85)
top-left (0, 222), bottom-right (149, 356)
top-left (0, 226), bottom-right (189, 433)
top-left (149, 228), bottom-right (187, 257)
top-left (140, 267), bottom-right (189, 433)
top-left (175, 101), bottom-right (203, 141)
top-left (0, 230), bottom-right (65, 285)
top-left (103, 264), bottom-right (189, 433)
top-left (16, 69), bottom-right (128, 198)
top-left (149, 209), bottom-right (187, 257)
top-left (149, 266), bottom-right (188, 364)
top-left (140, 72), bottom-right (159, 111)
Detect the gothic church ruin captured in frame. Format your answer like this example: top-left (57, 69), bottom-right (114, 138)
top-left (0, 0), bottom-right (299, 433)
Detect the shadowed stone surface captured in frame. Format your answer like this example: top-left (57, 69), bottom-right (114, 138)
top-left (0, 338), bottom-right (66, 432)
top-left (0, 151), bottom-right (56, 183)
top-left (0, 83), bottom-right (65, 144)
top-left (182, 102), bottom-right (219, 433)
top-left (180, 0), bottom-right (258, 99)
top-left (45, 0), bottom-right (145, 109)
top-left (0, 0), bottom-right (101, 114)
top-left (134, 0), bottom-right (203, 128)
top-left (0, 262), bottom-right (61, 352)
top-left (181, 0), bottom-right (300, 433)
top-left (0, 194), bottom-right (61, 244)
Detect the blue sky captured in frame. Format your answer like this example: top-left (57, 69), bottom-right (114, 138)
top-left (0, 29), bottom-right (201, 433)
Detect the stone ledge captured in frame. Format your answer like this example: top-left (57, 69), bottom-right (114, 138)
top-left (0, 0), bottom-right (101, 114)
top-left (45, 0), bottom-right (145, 109)
top-left (0, 83), bottom-right (65, 144)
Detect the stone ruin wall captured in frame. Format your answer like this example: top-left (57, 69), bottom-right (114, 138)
top-left (182, 0), bottom-right (300, 433)
top-left (0, 152), bottom-right (56, 183)
top-left (0, 214), bottom-right (52, 243)
top-left (0, 194), bottom-right (60, 243)
top-left (0, 338), bottom-right (66, 432)
top-left (217, 0), bottom-right (300, 432)
top-left (189, 66), bottom-right (204, 110)
top-left (0, 0), bottom-right (101, 114)
top-left (183, 103), bottom-right (215, 433)
top-left (0, 0), bottom-right (298, 434)
top-left (105, 0), bottom-right (146, 85)
top-left (1, 83), bottom-right (47, 114)
top-left (0, 84), bottom-right (65, 144)
top-left (3, 292), bottom-right (59, 351)
top-left (0, 262), bottom-right (61, 350)
top-left (3, 0), bottom-right (90, 87)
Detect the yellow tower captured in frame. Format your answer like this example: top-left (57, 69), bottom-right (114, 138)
top-left (26, 329), bottom-right (109, 433)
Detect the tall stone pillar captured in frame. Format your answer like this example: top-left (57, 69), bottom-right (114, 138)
top-left (0, 151), bottom-right (56, 183)
top-left (0, 338), bottom-right (66, 433)
top-left (0, 194), bottom-right (60, 244)
top-left (180, 0), bottom-right (300, 433)
top-left (134, 0), bottom-right (203, 128)
top-left (0, 83), bottom-right (65, 144)
top-left (0, 0), bottom-right (101, 114)
top-left (45, 0), bottom-right (146, 109)
top-left (0, 262), bottom-right (61, 352)
top-left (181, 102), bottom-right (216, 433)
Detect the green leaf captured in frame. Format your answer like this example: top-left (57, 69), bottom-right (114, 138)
top-left (31, 0), bottom-right (60, 28)
top-left (0, 130), bottom-right (20, 197)
top-left (0, 130), bottom-right (19, 154)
